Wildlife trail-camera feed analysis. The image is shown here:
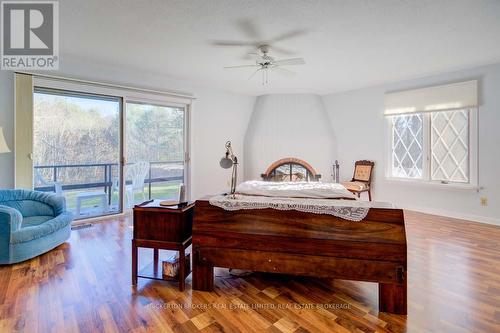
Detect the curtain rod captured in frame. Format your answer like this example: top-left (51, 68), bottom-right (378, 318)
top-left (14, 71), bottom-right (196, 100)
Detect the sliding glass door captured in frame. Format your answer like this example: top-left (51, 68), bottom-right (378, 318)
top-left (33, 89), bottom-right (123, 219)
top-left (31, 84), bottom-right (189, 220)
top-left (125, 102), bottom-right (185, 207)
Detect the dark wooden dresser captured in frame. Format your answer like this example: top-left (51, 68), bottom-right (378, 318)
top-left (192, 198), bottom-right (407, 314)
top-left (132, 200), bottom-right (194, 291)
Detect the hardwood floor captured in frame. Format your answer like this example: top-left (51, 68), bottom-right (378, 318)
top-left (1, 211), bottom-right (499, 332)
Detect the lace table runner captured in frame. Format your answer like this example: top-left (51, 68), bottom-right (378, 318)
top-left (209, 194), bottom-right (392, 222)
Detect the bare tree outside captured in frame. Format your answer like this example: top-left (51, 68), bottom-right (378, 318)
top-left (33, 91), bottom-right (185, 218)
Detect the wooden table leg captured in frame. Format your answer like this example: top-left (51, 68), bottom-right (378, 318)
top-left (178, 247), bottom-right (186, 291)
top-left (379, 283), bottom-right (407, 314)
top-left (192, 248), bottom-right (214, 291)
top-left (153, 248), bottom-right (159, 275)
top-left (132, 240), bottom-right (138, 285)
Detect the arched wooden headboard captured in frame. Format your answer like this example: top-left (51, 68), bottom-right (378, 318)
top-left (261, 158), bottom-right (321, 182)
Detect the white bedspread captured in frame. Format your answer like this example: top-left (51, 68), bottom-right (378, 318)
top-left (236, 180), bottom-right (356, 200)
top-left (209, 194), bottom-right (393, 222)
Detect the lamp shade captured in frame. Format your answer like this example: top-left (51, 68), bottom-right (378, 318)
top-left (219, 157), bottom-right (233, 169)
top-left (0, 127), bottom-right (10, 153)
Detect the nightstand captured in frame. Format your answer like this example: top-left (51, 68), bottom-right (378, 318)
top-left (132, 200), bottom-right (194, 291)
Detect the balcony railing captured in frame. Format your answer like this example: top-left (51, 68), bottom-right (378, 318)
top-left (34, 161), bottom-right (184, 204)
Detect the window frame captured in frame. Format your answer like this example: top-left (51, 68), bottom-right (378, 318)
top-left (32, 87), bottom-right (125, 219)
top-left (386, 108), bottom-right (478, 189)
top-left (124, 99), bottom-right (189, 200)
top-left (389, 113), bottom-right (425, 180)
top-left (19, 75), bottom-right (193, 219)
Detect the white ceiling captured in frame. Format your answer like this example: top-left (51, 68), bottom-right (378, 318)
top-left (60, 0), bottom-right (500, 96)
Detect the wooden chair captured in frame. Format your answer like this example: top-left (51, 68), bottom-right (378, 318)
top-left (341, 160), bottom-right (374, 201)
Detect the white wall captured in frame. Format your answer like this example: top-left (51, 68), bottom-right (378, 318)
top-left (0, 57), bottom-right (255, 199)
top-left (244, 94), bottom-right (337, 181)
top-left (2, 55), bottom-right (498, 224)
top-left (190, 89), bottom-right (254, 198)
top-left (322, 63), bottom-right (500, 225)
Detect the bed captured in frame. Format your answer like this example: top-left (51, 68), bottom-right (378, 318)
top-left (192, 159), bottom-right (407, 315)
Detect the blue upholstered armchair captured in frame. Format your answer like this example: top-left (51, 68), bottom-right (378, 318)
top-left (0, 189), bottom-right (73, 264)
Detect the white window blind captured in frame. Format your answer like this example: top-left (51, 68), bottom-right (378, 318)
top-left (384, 80), bottom-right (478, 116)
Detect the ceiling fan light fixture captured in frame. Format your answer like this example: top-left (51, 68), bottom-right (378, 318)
top-left (215, 30), bottom-right (306, 85)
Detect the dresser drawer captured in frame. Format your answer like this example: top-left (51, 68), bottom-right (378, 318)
top-left (195, 246), bottom-right (402, 284)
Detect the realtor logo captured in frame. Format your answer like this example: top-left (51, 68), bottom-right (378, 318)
top-left (1, 1), bottom-right (59, 70)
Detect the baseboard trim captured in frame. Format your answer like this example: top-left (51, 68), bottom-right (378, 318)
top-left (399, 204), bottom-right (500, 227)
top-left (71, 211), bottom-right (129, 226)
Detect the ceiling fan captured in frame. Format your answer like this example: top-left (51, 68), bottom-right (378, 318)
top-left (211, 19), bottom-right (307, 84)
top-left (223, 44), bottom-right (306, 84)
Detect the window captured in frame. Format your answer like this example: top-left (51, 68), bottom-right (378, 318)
top-left (15, 73), bottom-right (192, 221)
top-left (125, 102), bottom-right (186, 205)
top-left (391, 114), bottom-right (423, 179)
top-left (385, 80), bottom-right (478, 186)
top-left (262, 158), bottom-right (320, 182)
top-left (389, 108), bottom-right (476, 185)
top-left (431, 110), bottom-right (469, 183)
top-left (33, 89), bottom-right (123, 219)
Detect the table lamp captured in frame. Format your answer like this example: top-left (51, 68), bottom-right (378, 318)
top-left (0, 127), bottom-right (10, 154)
top-left (219, 141), bottom-right (238, 198)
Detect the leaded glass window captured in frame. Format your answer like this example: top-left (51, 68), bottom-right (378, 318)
top-left (392, 114), bottom-right (423, 179)
top-left (389, 108), bottom-right (475, 185)
top-left (431, 110), bottom-right (469, 183)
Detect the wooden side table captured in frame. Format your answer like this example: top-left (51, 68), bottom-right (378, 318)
top-left (132, 200), bottom-right (194, 291)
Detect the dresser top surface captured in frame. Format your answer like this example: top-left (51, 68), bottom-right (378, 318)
top-left (133, 200), bottom-right (195, 213)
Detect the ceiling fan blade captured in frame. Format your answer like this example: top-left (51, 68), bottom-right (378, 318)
top-left (273, 58), bottom-right (306, 66)
top-left (211, 40), bottom-right (257, 47)
top-left (236, 18), bottom-right (262, 40)
top-left (248, 68), bottom-right (261, 80)
top-left (271, 66), bottom-right (295, 77)
top-left (242, 51), bottom-right (260, 60)
top-left (224, 64), bottom-right (260, 69)
top-left (270, 29), bottom-right (307, 43)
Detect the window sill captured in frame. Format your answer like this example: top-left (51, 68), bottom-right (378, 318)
top-left (384, 178), bottom-right (480, 191)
